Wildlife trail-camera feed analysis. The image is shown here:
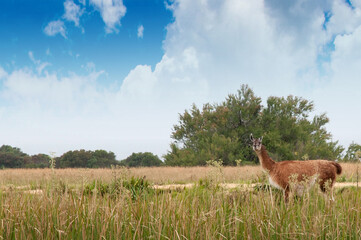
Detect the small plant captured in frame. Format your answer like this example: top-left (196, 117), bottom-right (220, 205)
top-left (49, 152), bottom-right (56, 171)
top-left (55, 180), bottom-right (68, 194)
top-left (206, 159), bottom-right (223, 168)
top-left (111, 164), bottom-right (130, 182)
top-left (356, 151), bottom-right (361, 188)
top-left (256, 172), bottom-right (268, 183)
top-left (83, 180), bottom-right (110, 196)
top-left (205, 159), bottom-right (224, 190)
top-left (197, 178), bottom-right (211, 189)
top-left (338, 174), bottom-right (347, 182)
top-left (48, 152), bottom-right (57, 193)
top-left (122, 176), bottom-right (153, 200)
top-left (253, 183), bottom-right (271, 192)
top-left (235, 159), bottom-right (242, 166)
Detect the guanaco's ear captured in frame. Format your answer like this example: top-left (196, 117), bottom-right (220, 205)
top-left (259, 136), bottom-right (263, 142)
top-left (250, 133), bottom-right (254, 141)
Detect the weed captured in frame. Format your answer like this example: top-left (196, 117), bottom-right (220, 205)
top-left (122, 176), bottom-right (153, 200)
top-left (205, 159), bottom-right (224, 189)
top-left (83, 180), bottom-right (110, 196)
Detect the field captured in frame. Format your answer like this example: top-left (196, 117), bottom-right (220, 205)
top-left (0, 163), bottom-right (361, 239)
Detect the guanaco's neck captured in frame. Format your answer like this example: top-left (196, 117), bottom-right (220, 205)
top-left (256, 145), bottom-right (276, 171)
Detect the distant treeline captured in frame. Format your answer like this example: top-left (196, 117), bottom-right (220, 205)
top-left (1, 85), bottom-right (360, 168)
top-left (0, 145), bottom-right (163, 169)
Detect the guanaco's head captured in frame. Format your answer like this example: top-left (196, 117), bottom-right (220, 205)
top-left (250, 134), bottom-right (263, 152)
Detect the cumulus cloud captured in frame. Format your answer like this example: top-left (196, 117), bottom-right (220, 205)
top-left (326, 0), bottom-right (361, 36)
top-left (117, 0), bottom-right (361, 151)
top-left (0, 67), bottom-right (7, 79)
top-left (44, 20), bottom-right (67, 38)
top-left (44, 0), bottom-right (84, 38)
top-left (137, 25), bottom-right (144, 38)
top-left (124, 0), bottom-right (318, 104)
top-left (4, 0), bottom-right (361, 158)
top-left (90, 0), bottom-right (126, 33)
top-left (314, 23), bottom-right (361, 147)
top-left (0, 64), bottom-right (171, 158)
top-left (0, 67), bottom-right (113, 155)
top-left (63, 0), bottom-right (83, 26)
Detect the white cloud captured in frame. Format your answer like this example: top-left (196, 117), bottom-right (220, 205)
top-left (137, 25), bottom-right (144, 38)
top-left (44, 20), bottom-right (67, 39)
top-left (326, 0), bottom-right (361, 37)
top-left (0, 68), bottom-right (113, 155)
top-left (314, 24), bottom-right (361, 147)
top-left (28, 51), bottom-right (36, 63)
top-left (45, 0), bottom-right (126, 37)
top-left (63, 0), bottom-right (83, 26)
top-left (117, 0), bottom-right (361, 152)
top-left (3, 0), bottom-right (361, 159)
top-left (44, 0), bottom-right (84, 39)
top-left (90, 0), bottom-right (126, 33)
top-left (0, 66), bottom-right (7, 79)
top-left (123, 0), bottom-right (314, 104)
top-left (28, 51), bottom-right (51, 74)
top-left (0, 65), bottom-right (170, 159)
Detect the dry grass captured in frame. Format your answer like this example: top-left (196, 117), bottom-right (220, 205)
top-left (131, 165), bottom-right (264, 184)
top-left (0, 166), bottom-right (263, 187)
top-left (0, 162), bottom-right (358, 186)
top-left (337, 162), bottom-right (361, 181)
top-left (0, 164), bottom-right (360, 239)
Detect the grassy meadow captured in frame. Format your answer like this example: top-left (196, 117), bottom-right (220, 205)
top-left (0, 163), bottom-right (361, 239)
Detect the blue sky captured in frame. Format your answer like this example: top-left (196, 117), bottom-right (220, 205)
top-left (0, 0), bottom-right (171, 84)
top-left (1, 0), bottom-right (361, 159)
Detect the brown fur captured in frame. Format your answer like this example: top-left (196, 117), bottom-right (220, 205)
top-left (251, 135), bottom-right (342, 202)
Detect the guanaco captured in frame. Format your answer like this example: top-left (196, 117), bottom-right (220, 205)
top-left (250, 134), bottom-right (342, 202)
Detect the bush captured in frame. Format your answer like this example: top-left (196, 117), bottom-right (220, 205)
top-left (119, 152), bottom-right (163, 167)
top-left (83, 176), bottom-right (153, 200)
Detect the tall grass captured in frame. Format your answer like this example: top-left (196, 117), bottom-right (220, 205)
top-left (0, 175), bottom-right (361, 239)
top-left (0, 162), bottom-right (358, 186)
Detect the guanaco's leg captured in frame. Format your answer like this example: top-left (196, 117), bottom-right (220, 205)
top-left (319, 178), bottom-right (335, 201)
top-left (284, 186), bottom-right (290, 203)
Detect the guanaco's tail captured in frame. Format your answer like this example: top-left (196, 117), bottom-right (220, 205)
top-left (331, 162), bottom-right (342, 175)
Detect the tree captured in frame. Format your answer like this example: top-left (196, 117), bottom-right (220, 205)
top-left (261, 96), bottom-right (343, 161)
top-left (90, 150), bottom-right (117, 168)
top-left (343, 142), bottom-right (361, 162)
top-left (0, 145), bottom-right (28, 168)
top-left (165, 85), bottom-right (261, 166)
top-left (164, 85), bottom-right (344, 166)
top-left (120, 152), bottom-right (163, 167)
top-left (0, 145), bottom-right (27, 157)
top-left (57, 149), bottom-right (118, 168)
top-left (25, 154), bottom-right (51, 168)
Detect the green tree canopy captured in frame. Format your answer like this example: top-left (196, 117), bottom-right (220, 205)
top-left (0, 145), bottom-right (27, 157)
top-left (120, 152), bottom-right (163, 167)
top-left (164, 85), bottom-right (344, 166)
top-left (343, 142), bottom-right (361, 162)
top-left (57, 149), bottom-right (118, 168)
top-left (25, 154), bottom-right (51, 168)
top-left (0, 145), bottom-right (28, 168)
top-left (0, 145), bottom-right (53, 168)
